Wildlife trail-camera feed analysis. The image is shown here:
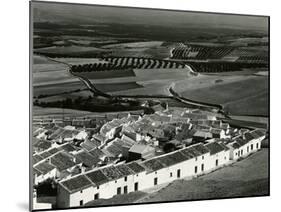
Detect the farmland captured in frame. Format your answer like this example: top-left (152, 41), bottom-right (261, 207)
top-left (32, 19), bottom-right (269, 118)
top-left (174, 73), bottom-right (268, 116)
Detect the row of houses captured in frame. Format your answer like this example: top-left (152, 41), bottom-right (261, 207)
top-left (56, 129), bottom-right (265, 208)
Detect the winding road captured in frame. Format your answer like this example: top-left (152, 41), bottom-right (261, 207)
top-left (44, 56), bottom-right (224, 113)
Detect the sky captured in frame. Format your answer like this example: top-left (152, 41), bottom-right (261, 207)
top-left (32, 1), bottom-right (268, 32)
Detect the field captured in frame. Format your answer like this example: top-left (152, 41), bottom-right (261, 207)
top-left (33, 106), bottom-right (93, 118)
top-left (102, 41), bottom-right (170, 58)
top-left (86, 148), bottom-right (268, 206)
top-left (35, 45), bottom-right (110, 57)
top-left (174, 73), bottom-right (268, 116)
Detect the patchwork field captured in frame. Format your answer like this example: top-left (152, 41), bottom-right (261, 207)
top-left (103, 41), bottom-right (171, 59)
top-left (35, 45), bottom-right (110, 56)
top-left (33, 106), bottom-right (93, 117)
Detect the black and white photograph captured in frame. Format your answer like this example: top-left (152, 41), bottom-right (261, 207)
top-left (30, 1), bottom-right (269, 211)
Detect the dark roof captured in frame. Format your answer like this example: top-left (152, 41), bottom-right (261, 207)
top-left (232, 142), bottom-right (241, 149)
top-left (33, 168), bottom-right (42, 176)
top-left (59, 143), bottom-right (76, 152)
top-left (34, 140), bottom-right (52, 151)
top-left (126, 162), bottom-right (146, 173)
top-left (89, 148), bottom-right (105, 159)
top-left (157, 151), bottom-right (187, 167)
top-left (50, 152), bottom-right (77, 171)
top-left (61, 175), bottom-right (93, 193)
top-left (235, 137), bottom-right (248, 147)
top-left (253, 129), bottom-right (266, 137)
top-left (115, 164), bottom-right (135, 176)
top-left (142, 159), bottom-right (165, 172)
top-left (48, 148), bottom-right (60, 155)
top-left (244, 132), bottom-right (255, 141)
top-left (105, 143), bottom-right (124, 157)
top-left (34, 162), bottom-right (56, 175)
top-left (100, 166), bottom-right (123, 180)
top-left (205, 142), bottom-right (226, 155)
top-left (39, 151), bottom-right (52, 159)
top-left (179, 148), bottom-right (197, 159)
top-left (86, 170), bottom-right (109, 186)
top-left (192, 143), bottom-right (210, 154)
top-left (33, 154), bottom-right (44, 164)
top-left (81, 139), bottom-right (101, 151)
top-left (75, 151), bottom-right (100, 168)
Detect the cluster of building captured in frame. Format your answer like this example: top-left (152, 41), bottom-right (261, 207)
top-left (32, 106), bottom-right (266, 209)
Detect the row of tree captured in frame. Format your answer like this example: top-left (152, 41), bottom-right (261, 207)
top-left (71, 57), bottom-right (186, 72)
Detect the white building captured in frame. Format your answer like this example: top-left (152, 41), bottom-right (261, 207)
top-left (33, 162), bottom-right (56, 185)
top-left (228, 129), bottom-right (265, 160)
top-left (56, 142), bottom-right (232, 208)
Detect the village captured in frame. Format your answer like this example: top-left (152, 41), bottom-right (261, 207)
top-left (32, 104), bottom-right (267, 209)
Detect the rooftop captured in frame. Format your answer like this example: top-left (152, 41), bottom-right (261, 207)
top-left (34, 161), bottom-right (56, 175)
top-left (61, 175), bottom-right (93, 193)
top-left (205, 142), bottom-right (228, 155)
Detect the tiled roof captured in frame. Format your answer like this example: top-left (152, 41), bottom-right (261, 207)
top-left (61, 175), bottom-right (93, 193)
top-left (39, 151), bottom-right (52, 159)
top-left (141, 159), bottom-right (165, 172)
top-left (126, 162), bottom-right (146, 173)
top-left (86, 170), bottom-right (109, 186)
top-left (33, 154), bottom-right (44, 164)
top-left (59, 143), bottom-right (76, 152)
top-left (205, 142), bottom-right (226, 155)
top-left (34, 161), bottom-right (56, 175)
top-left (50, 152), bottom-right (77, 171)
top-left (88, 148), bottom-right (105, 159)
top-left (115, 164), bottom-right (135, 176)
top-left (100, 166), bottom-right (124, 180)
top-left (75, 151), bottom-right (100, 168)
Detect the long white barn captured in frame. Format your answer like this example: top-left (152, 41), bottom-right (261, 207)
top-left (56, 129), bottom-right (265, 208)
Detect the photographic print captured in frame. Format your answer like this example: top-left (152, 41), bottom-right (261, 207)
top-left (30, 1), bottom-right (269, 210)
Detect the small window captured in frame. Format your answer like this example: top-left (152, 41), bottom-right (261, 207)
top-left (177, 169), bottom-right (181, 178)
top-left (97, 186), bottom-right (99, 190)
top-left (241, 150), bottom-right (243, 155)
top-left (201, 164), bottom-right (204, 171)
top-left (170, 172), bottom-right (173, 177)
top-left (154, 177), bottom-right (158, 185)
top-left (256, 143), bottom-right (259, 149)
top-left (115, 180), bottom-right (117, 183)
top-left (194, 166), bottom-right (198, 174)
top-left (136, 174), bottom-right (138, 177)
top-left (134, 182), bottom-right (138, 191)
top-left (195, 157), bottom-right (198, 161)
top-left (251, 144), bottom-right (253, 150)
top-left (124, 186), bottom-right (128, 194)
top-left (202, 155), bottom-right (204, 160)
top-left (94, 193), bottom-right (99, 200)
top-left (117, 187), bottom-right (121, 195)
top-left (155, 171), bottom-right (157, 174)
top-left (247, 146), bottom-right (249, 153)
top-left (124, 176), bottom-right (127, 182)
top-left (79, 200), bottom-right (83, 206)
top-left (80, 190), bottom-right (83, 193)
top-left (215, 159), bottom-right (219, 166)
